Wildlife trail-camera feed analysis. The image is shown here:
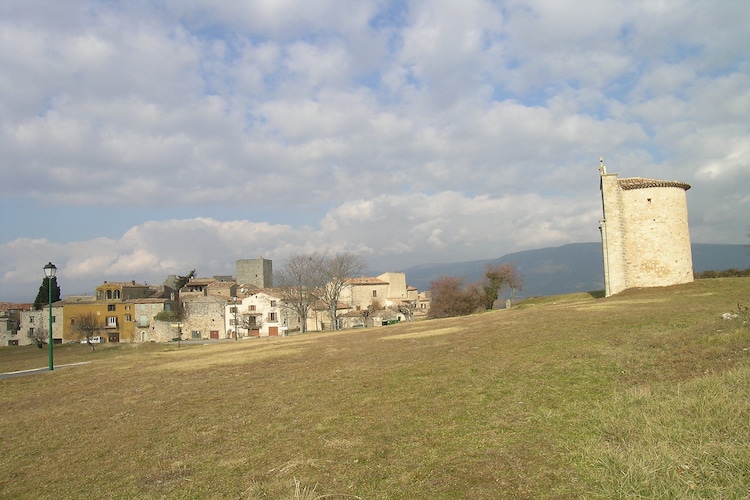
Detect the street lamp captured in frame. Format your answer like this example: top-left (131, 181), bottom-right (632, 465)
top-left (233, 296), bottom-right (238, 341)
top-left (43, 262), bottom-right (57, 371)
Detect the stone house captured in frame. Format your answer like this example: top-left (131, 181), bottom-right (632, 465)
top-left (337, 272), bottom-right (422, 327)
top-left (181, 295), bottom-right (228, 340)
top-left (18, 302), bottom-right (64, 345)
top-left (1, 303), bottom-right (31, 346)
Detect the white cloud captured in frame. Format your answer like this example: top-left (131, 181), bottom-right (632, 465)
top-left (1, 191), bottom-right (602, 301)
top-left (1, 0), bottom-right (748, 301)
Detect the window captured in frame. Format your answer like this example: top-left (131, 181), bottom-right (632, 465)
top-left (70, 318), bottom-right (76, 326)
top-left (107, 317), bottom-right (117, 328)
top-left (114, 290), bottom-right (121, 299)
top-left (106, 290), bottom-right (112, 300)
top-left (125, 305), bottom-right (131, 310)
top-left (52, 316), bottom-right (55, 323)
top-left (125, 314), bottom-right (131, 321)
top-left (191, 331), bottom-right (201, 339)
top-left (97, 291), bottom-right (103, 300)
top-left (250, 305), bottom-right (256, 311)
top-left (230, 306), bottom-right (237, 313)
top-left (372, 290), bottom-right (378, 298)
top-left (29, 316), bottom-right (34, 323)
top-left (29, 327), bottom-right (34, 335)
top-left (268, 312), bottom-right (277, 322)
top-left (270, 300), bottom-right (277, 307)
top-left (108, 304), bottom-right (116, 311)
top-left (138, 315), bottom-right (148, 327)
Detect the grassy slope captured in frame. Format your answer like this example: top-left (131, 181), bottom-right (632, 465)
top-left (1, 278), bottom-right (749, 499)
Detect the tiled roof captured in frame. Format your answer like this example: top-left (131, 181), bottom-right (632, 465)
top-left (618, 177), bottom-right (691, 191)
top-left (346, 277), bottom-right (387, 285)
top-left (128, 298), bottom-right (172, 304)
top-left (0, 302), bottom-right (33, 311)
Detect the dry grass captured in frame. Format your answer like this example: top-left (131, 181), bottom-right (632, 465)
top-left (1, 278), bottom-right (749, 499)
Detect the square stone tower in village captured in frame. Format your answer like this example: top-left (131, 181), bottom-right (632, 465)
top-left (598, 159), bottom-right (694, 296)
top-left (236, 257), bottom-right (273, 289)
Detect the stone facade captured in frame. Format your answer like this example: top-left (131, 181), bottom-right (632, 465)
top-left (182, 296), bottom-right (227, 340)
top-left (599, 161), bottom-right (693, 296)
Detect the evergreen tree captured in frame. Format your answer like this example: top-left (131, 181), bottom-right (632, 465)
top-left (33, 276), bottom-right (61, 310)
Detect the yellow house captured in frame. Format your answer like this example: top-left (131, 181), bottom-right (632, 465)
top-left (62, 281), bottom-right (175, 343)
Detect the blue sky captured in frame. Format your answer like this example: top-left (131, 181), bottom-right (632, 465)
top-left (1, 0), bottom-right (749, 302)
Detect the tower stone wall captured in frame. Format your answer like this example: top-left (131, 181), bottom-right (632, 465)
top-left (599, 162), bottom-right (693, 296)
top-left (236, 257), bottom-right (273, 289)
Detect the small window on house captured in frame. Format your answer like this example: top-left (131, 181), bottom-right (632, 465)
top-left (52, 316), bottom-right (56, 323)
top-left (29, 327), bottom-right (34, 335)
top-left (270, 300), bottom-right (277, 307)
top-left (125, 314), bottom-right (131, 321)
top-left (97, 291), bottom-right (103, 300)
top-left (250, 305), bottom-right (256, 311)
top-left (268, 312), bottom-right (277, 322)
top-left (29, 317), bottom-right (34, 323)
top-left (125, 305), bottom-right (130, 311)
top-left (114, 290), bottom-right (121, 299)
top-left (106, 290), bottom-right (112, 300)
top-left (70, 318), bottom-right (76, 326)
top-left (108, 304), bottom-right (116, 311)
top-left (230, 306), bottom-right (237, 313)
top-left (372, 290), bottom-right (378, 298)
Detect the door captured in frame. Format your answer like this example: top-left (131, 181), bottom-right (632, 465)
top-left (210, 330), bottom-right (219, 339)
top-left (269, 326), bottom-right (279, 336)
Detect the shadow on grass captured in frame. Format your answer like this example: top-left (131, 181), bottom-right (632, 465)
top-left (587, 290), bottom-right (606, 299)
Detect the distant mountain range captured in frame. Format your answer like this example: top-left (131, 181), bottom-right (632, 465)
top-left (400, 243), bottom-right (750, 298)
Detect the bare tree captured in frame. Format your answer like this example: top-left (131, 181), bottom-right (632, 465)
top-left (27, 325), bottom-right (48, 348)
top-left (277, 252), bottom-right (365, 331)
top-left (236, 313), bottom-right (262, 337)
top-left (316, 253), bottom-right (366, 330)
top-left (276, 253), bottom-right (325, 333)
top-left (396, 300), bottom-right (417, 321)
top-left (73, 312), bottom-right (102, 351)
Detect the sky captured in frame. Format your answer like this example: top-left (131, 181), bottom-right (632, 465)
top-left (1, 0), bottom-right (749, 302)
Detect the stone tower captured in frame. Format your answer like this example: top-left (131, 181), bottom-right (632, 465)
top-left (236, 257), bottom-right (273, 289)
top-left (598, 159), bottom-right (693, 297)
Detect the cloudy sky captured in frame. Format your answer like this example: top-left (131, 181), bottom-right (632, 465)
top-left (1, 0), bottom-right (748, 302)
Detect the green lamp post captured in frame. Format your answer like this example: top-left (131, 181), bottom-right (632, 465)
top-left (43, 262), bottom-right (57, 371)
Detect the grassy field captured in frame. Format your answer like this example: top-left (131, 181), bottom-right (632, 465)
top-left (1, 278), bottom-right (749, 499)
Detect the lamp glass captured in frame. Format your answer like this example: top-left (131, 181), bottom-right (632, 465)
top-left (43, 262), bottom-right (57, 278)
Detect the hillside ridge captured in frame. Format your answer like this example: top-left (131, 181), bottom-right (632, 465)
top-left (399, 242), bottom-right (750, 297)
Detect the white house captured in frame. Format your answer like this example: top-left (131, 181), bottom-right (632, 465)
top-left (225, 290), bottom-right (302, 338)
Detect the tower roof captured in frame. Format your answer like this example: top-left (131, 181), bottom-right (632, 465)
top-left (618, 177), bottom-right (691, 191)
